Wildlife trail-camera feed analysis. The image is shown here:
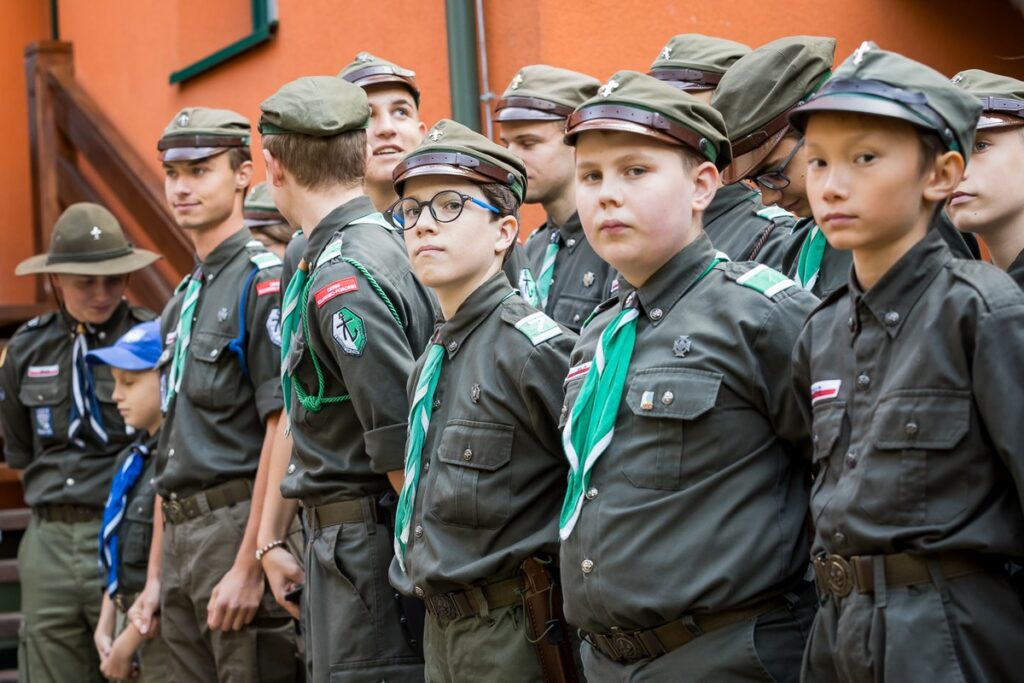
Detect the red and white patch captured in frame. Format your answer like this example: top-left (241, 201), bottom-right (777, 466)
top-left (565, 361), bottom-right (592, 383)
top-left (256, 279), bottom-right (281, 296)
top-left (314, 277), bottom-right (358, 308)
top-left (27, 364), bottom-right (60, 378)
top-left (811, 380), bottom-right (842, 405)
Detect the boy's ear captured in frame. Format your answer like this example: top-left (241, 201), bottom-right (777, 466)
top-left (923, 150), bottom-right (966, 203)
top-left (495, 214), bottom-right (519, 257)
top-left (262, 149), bottom-right (286, 188)
top-left (235, 158), bottom-right (254, 192)
top-left (690, 160), bottom-right (720, 213)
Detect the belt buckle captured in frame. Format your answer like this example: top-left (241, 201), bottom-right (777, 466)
top-left (824, 554), bottom-right (854, 597)
top-left (166, 500), bottom-right (182, 523)
top-left (428, 593), bottom-right (460, 625)
top-left (606, 627), bottom-right (646, 663)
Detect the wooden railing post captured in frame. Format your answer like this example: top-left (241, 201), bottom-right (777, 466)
top-left (24, 41), bottom-right (73, 303)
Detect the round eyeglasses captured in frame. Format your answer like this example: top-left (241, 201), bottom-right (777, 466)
top-left (387, 190), bottom-right (501, 231)
top-left (751, 138), bottom-right (805, 192)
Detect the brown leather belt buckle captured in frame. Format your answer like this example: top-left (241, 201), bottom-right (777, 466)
top-left (163, 500), bottom-right (183, 525)
top-left (816, 554), bottom-right (855, 597)
top-left (592, 628), bottom-right (652, 664)
top-left (425, 593), bottom-right (464, 626)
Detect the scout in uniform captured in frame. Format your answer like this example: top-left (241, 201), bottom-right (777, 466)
top-left (245, 182), bottom-right (295, 259)
top-left (650, 33), bottom-right (798, 268)
top-left (88, 320), bottom-right (167, 683)
top-left (257, 76), bottom-right (431, 681)
top-left (388, 119), bottom-right (579, 682)
top-left (790, 43), bottom-right (1024, 683)
top-left (149, 107), bottom-right (299, 683)
top-left (0, 202), bottom-right (156, 683)
top-left (495, 65), bottom-right (615, 332)
top-left (948, 69), bottom-right (1024, 287)
top-left (558, 71), bottom-right (819, 682)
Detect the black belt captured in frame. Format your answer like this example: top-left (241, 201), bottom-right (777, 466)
top-left (162, 479), bottom-right (252, 525)
top-left (35, 504), bottom-right (103, 523)
top-left (813, 551), bottom-right (987, 598)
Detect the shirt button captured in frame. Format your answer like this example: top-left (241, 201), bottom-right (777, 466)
top-left (847, 317), bottom-right (855, 331)
top-left (884, 311), bottom-right (900, 326)
top-left (432, 399), bottom-right (441, 409)
top-left (585, 487), bottom-right (599, 500)
top-left (581, 559), bottom-right (594, 574)
top-left (137, 506), bottom-right (144, 514)
top-left (845, 450), bottom-right (857, 468)
top-left (65, 478), bottom-right (75, 486)
top-left (905, 422), bottom-right (919, 436)
top-left (856, 374), bottom-right (871, 389)
top-left (560, 404), bottom-right (568, 419)
top-left (414, 586), bottom-right (424, 598)
top-left (462, 449), bottom-right (473, 462)
top-left (566, 238), bottom-right (577, 248)
top-left (287, 463), bottom-right (296, 474)
top-left (168, 448), bottom-right (175, 458)
top-left (98, 331), bottom-right (106, 340)
top-left (170, 492), bottom-right (178, 501)
top-left (661, 391), bottom-right (674, 405)
top-left (649, 308), bottom-right (664, 321)
top-left (423, 461), bottom-right (430, 473)
top-left (833, 532), bottom-right (846, 546)
top-left (414, 525), bottom-right (424, 539)
top-left (447, 341), bottom-right (458, 353)
top-left (573, 314), bottom-right (581, 324)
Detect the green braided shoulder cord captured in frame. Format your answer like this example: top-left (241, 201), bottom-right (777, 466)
top-left (292, 256), bottom-right (403, 413)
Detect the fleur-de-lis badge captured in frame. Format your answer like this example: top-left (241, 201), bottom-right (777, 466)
top-left (90, 226), bottom-right (103, 240)
top-left (660, 46), bottom-right (672, 61)
top-left (177, 112), bottom-right (190, 127)
top-left (428, 128), bottom-right (444, 142)
top-left (598, 79), bottom-right (620, 98)
top-left (582, 272), bottom-right (595, 288)
top-left (510, 72), bottom-right (524, 90)
top-left (852, 41), bottom-right (872, 66)
top-left (356, 52), bottom-right (374, 63)
top-left (952, 73), bottom-right (964, 84)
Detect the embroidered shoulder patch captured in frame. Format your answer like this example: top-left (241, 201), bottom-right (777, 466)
top-left (316, 239), bottom-right (344, 268)
top-left (249, 251), bottom-right (282, 270)
top-left (514, 311), bottom-right (561, 346)
top-left (735, 264), bottom-right (795, 298)
top-left (811, 380), bottom-right (842, 404)
top-left (256, 279), bottom-right (281, 297)
top-left (315, 277), bottom-right (359, 308)
top-left (27, 365), bottom-right (60, 378)
top-left (756, 205), bottom-right (793, 222)
top-left (332, 308), bottom-right (366, 356)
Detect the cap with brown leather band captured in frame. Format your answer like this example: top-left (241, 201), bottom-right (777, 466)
top-left (393, 151), bottom-right (517, 186)
top-left (343, 64), bottom-right (419, 98)
top-left (731, 109), bottom-right (793, 158)
top-left (495, 95), bottom-right (576, 119)
top-left (565, 104), bottom-right (718, 164)
top-left (978, 96), bottom-right (1024, 118)
top-left (648, 68), bottom-right (723, 89)
top-left (157, 134), bottom-right (249, 151)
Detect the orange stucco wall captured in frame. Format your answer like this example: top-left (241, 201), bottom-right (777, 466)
top-left (4, 0), bottom-right (1024, 304)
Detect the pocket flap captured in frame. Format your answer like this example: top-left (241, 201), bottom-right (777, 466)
top-left (437, 419), bottom-right (514, 472)
top-left (812, 401), bottom-right (846, 462)
top-left (18, 379), bottom-right (67, 406)
top-left (875, 390), bottom-right (970, 450)
top-left (625, 367), bottom-right (721, 420)
top-left (189, 331), bottom-right (234, 364)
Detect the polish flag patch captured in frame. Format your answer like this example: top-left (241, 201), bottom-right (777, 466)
top-left (27, 364), bottom-right (59, 378)
top-left (811, 380), bottom-right (842, 405)
top-left (256, 279), bottom-right (281, 296)
top-left (315, 277), bottom-right (359, 308)
top-left (565, 361), bottom-right (592, 383)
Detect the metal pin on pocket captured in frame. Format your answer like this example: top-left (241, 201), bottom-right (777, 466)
top-left (640, 391), bottom-right (655, 411)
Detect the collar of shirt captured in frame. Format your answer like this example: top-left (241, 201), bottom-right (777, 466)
top-left (634, 232), bottom-right (718, 326)
top-left (59, 300), bottom-right (131, 340)
top-left (554, 211), bottom-right (585, 250)
top-left (848, 229), bottom-right (951, 339)
top-left (703, 182), bottom-right (758, 226)
top-left (1008, 247), bottom-right (1024, 285)
top-left (302, 195), bottom-right (379, 267)
top-left (198, 228), bottom-right (253, 283)
top-left (436, 271), bottom-right (514, 359)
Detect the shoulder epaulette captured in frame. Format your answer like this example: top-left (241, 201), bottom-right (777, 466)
top-left (18, 313), bottom-right (55, 334)
top-left (245, 240), bottom-right (282, 270)
top-left (949, 260), bottom-right (1023, 312)
top-left (724, 263), bottom-right (797, 299)
top-left (510, 310), bottom-right (562, 346)
top-left (756, 205), bottom-right (794, 222)
top-left (315, 235), bottom-right (345, 269)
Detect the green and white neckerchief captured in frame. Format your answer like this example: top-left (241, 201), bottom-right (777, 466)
top-left (794, 224), bottom-right (827, 292)
top-left (536, 230), bottom-right (561, 309)
top-left (280, 258), bottom-right (309, 418)
top-left (394, 342), bottom-right (446, 571)
top-left (559, 253), bottom-right (727, 539)
top-left (163, 271), bottom-right (202, 411)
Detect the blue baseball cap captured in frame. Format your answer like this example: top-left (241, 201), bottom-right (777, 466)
top-left (86, 320), bottom-right (162, 371)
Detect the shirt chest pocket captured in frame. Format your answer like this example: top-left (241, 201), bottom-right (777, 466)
top-left (552, 294), bottom-right (603, 331)
top-left (621, 367), bottom-right (722, 491)
top-left (185, 331), bottom-right (246, 409)
top-left (428, 419), bottom-right (514, 529)
top-left (18, 378), bottom-right (69, 443)
top-left (810, 401), bottom-right (846, 519)
top-left (858, 390), bottom-right (971, 526)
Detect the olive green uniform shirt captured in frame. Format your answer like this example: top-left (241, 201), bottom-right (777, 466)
top-left (521, 212), bottom-right (617, 332)
top-left (1008, 248), bottom-right (1024, 290)
top-left (389, 273), bottom-right (575, 597)
top-left (0, 303), bottom-right (153, 507)
top-left (156, 229), bottom-right (284, 498)
top-left (793, 230), bottom-right (1024, 560)
top-left (280, 196), bottom-right (436, 506)
top-left (111, 430), bottom-right (159, 597)
top-left (559, 234), bottom-right (818, 634)
top-left (704, 183), bottom-right (796, 270)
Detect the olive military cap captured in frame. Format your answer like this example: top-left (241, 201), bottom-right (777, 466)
top-left (494, 65), bottom-right (601, 121)
top-left (393, 119), bottom-right (528, 201)
top-left (158, 107), bottom-right (251, 163)
top-left (259, 76), bottom-right (370, 136)
top-left (564, 70), bottom-right (732, 169)
top-left (243, 182), bottom-right (286, 229)
top-left (648, 34), bottom-right (751, 91)
top-left (16, 202), bottom-right (160, 276)
top-left (712, 36), bottom-right (836, 183)
top-left (952, 68), bottom-right (1024, 130)
top-left (337, 51), bottom-right (421, 105)
top-left (791, 42), bottom-right (982, 160)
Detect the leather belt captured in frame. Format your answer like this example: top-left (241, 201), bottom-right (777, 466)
top-left (304, 498), bottom-right (374, 531)
top-left (584, 596), bottom-right (786, 664)
top-left (35, 504), bottom-right (103, 523)
top-left (813, 552), bottom-right (987, 598)
top-left (424, 576), bottom-right (525, 627)
top-left (162, 478), bottom-right (252, 525)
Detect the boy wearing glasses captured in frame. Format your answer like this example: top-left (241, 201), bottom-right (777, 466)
top-left (387, 119), bottom-right (579, 682)
top-left (257, 76), bottom-right (433, 681)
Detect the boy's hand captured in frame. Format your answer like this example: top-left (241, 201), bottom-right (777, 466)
top-left (207, 560), bottom-right (264, 631)
top-left (100, 633), bottom-right (138, 681)
top-left (128, 579), bottom-right (161, 638)
top-left (261, 546), bottom-right (304, 619)
top-left (93, 627), bottom-right (113, 662)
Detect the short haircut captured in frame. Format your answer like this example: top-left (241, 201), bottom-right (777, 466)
top-left (478, 183), bottom-right (520, 263)
top-left (917, 131), bottom-right (945, 174)
top-left (227, 146), bottom-right (252, 170)
top-left (262, 129), bottom-right (367, 190)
